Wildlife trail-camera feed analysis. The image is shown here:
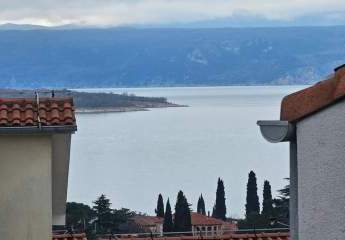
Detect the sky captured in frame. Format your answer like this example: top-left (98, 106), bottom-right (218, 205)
top-left (1, 0), bottom-right (345, 27)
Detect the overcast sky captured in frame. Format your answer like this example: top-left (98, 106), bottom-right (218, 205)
top-left (1, 0), bottom-right (345, 26)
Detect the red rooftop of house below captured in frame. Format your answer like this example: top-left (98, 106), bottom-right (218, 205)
top-left (52, 233), bottom-right (87, 240)
top-left (0, 97), bottom-right (76, 128)
top-left (120, 232), bottom-right (289, 240)
top-left (191, 212), bottom-right (225, 226)
top-left (281, 64), bottom-right (345, 122)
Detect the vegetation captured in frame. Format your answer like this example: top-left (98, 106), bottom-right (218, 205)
top-left (245, 171), bottom-right (260, 217)
top-left (66, 202), bottom-right (94, 232)
top-left (197, 194), bottom-right (206, 215)
top-left (174, 191), bottom-right (192, 232)
top-left (66, 175), bottom-right (290, 237)
top-left (262, 180), bottom-right (273, 217)
top-left (212, 178), bottom-right (227, 220)
top-left (163, 199), bottom-right (174, 233)
top-left (238, 173), bottom-right (290, 230)
top-left (155, 194), bottom-right (165, 218)
top-left (272, 179), bottom-right (290, 225)
top-left (0, 89), bottom-right (176, 111)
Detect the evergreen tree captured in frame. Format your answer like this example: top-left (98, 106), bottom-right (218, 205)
top-left (272, 178), bottom-right (290, 224)
top-left (66, 202), bottom-right (94, 231)
top-left (93, 194), bottom-right (113, 233)
top-left (155, 194), bottom-right (165, 218)
top-left (245, 171), bottom-right (260, 217)
top-left (212, 178), bottom-right (227, 220)
top-left (262, 180), bottom-right (273, 217)
top-left (174, 191), bottom-right (192, 232)
top-left (197, 194), bottom-right (206, 215)
top-left (163, 199), bottom-right (174, 232)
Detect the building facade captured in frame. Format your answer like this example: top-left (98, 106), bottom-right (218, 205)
top-left (258, 64), bottom-right (345, 240)
top-left (191, 213), bottom-right (237, 237)
top-left (0, 97), bottom-right (77, 240)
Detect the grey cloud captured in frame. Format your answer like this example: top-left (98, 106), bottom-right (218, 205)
top-left (0, 0), bottom-right (344, 26)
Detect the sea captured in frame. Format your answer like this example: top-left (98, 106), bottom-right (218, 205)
top-left (68, 86), bottom-right (304, 218)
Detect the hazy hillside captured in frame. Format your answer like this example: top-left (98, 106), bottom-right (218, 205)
top-left (0, 26), bottom-right (344, 88)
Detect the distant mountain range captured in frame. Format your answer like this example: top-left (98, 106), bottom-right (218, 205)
top-left (0, 26), bottom-right (344, 88)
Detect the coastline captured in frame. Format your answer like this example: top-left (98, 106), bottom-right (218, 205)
top-left (76, 103), bottom-right (187, 114)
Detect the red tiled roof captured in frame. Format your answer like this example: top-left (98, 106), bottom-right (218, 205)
top-left (281, 65), bottom-right (345, 122)
top-left (122, 232), bottom-right (289, 240)
top-left (132, 216), bottom-right (164, 226)
top-left (52, 233), bottom-right (87, 240)
top-left (0, 97), bottom-right (76, 127)
top-left (191, 213), bottom-right (224, 226)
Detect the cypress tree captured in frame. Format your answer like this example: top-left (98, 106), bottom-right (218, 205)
top-left (245, 171), bottom-right (260, 217)
top-left (212, 178), bottom-right (227, 220)
top-left (163, 199), bottom-right (174, 232)
top-left (262, 180), bottom-right (273, 217)
top-left (174, 190), bottom-right (192, 232)
top-left (197, 194), bottom-right (206, 215)
top-left (155, 194), bottom-right (165, 218)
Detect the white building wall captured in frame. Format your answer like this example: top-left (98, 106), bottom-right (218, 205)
top-left (297, 100), bottom-right (345, 240)
top-left (0, 135), bottom-right (52, 240)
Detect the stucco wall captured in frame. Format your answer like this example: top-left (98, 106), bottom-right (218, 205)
top-left (297, 100), bottom-right (345, 240)
top-left (0, 135), bottom-right (52, 240)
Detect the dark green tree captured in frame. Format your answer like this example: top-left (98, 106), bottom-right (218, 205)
top-left (112, 208), bottom-right (137, 232)
top-left (174, 191), bottom-right (192, 232)
top-left (212, 178), bottom-right (227, 220)
top-left (197, 194), bottom-right (206, 215)
top-left (93, 194), bottom-right (113, 233)
top-left (272, 178), bottom-right (290, 225)
top-left (163, 198), bottom-right (174, 233)
top-left (66, 202), bottom-right (95, 231)
top-left (245, 171), bottom-right (260, 217)
top-left (262, 180), bottom-right (273, 217)
top-left (155, 194), bottom-right (165, 218)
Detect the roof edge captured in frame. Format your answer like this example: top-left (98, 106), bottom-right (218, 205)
top-left (0, 125), bottom-right (77, 134)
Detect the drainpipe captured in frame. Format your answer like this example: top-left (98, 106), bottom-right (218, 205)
top-left (257, 120), bottom-right (298, 240)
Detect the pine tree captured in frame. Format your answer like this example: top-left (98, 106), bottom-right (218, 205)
top-left (174, 190), bottom-right (192, 232)
top-left (262, 180), bottom-right (273, 217)
top-left (163, 199), bottom-right (174, 233)
top-left (245, 171), bottom-right (260, 217)
top-left (155, 194), bottom-right (165, 218)
top-left (93, 194), bottom-right (113, 233)
top-left (212, 178), bottom-right (227, 220)
top-left (197, 194), bottom-right (206, 215)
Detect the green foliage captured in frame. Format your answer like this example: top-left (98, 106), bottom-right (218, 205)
top-left (197, 194), bottom-right (206, 215)
top-left (174, 190), bottom-right (192, 232)
top-left (212, 178), bottom-right (227, 220)
top-left (245, 171), bottom-right (260, 217)
top-left (272, 179), bottom-right (290, 225)
top-left (163, 199), bottom-right (174, 233)
top-left (66, 202), bottom-right (94, 231)
top-left (93, 194), bottom-right (113, 234)
top-left (262, 180), bottom-right (273, 217)
top-left (155, 194), bottom-right (165, 218)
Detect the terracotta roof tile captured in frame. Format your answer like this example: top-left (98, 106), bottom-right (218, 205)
top-left (122, 232), bottom-right (289, 240)
top-left (0, 97), bottom-right (76, 127)
top-left (281, 65), bottom-right (345, 122)
top-left (132, 216), bottom-right (164, 226)
top-left (52, 233), bottom-right (87, 240)
top-left (191, 213), bottom-right (225, 226)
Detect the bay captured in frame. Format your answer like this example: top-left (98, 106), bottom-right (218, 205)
top-left (68, 86), bottom-right (304, 218)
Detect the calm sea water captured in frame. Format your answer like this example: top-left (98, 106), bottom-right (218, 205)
top-left (68, 86), bottom-right (304, 218)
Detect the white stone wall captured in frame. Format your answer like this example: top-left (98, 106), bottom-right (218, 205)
top-left (297, 100), bottom-right (345, 240)
top-left (0, 135), bottom-right (52, 240)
